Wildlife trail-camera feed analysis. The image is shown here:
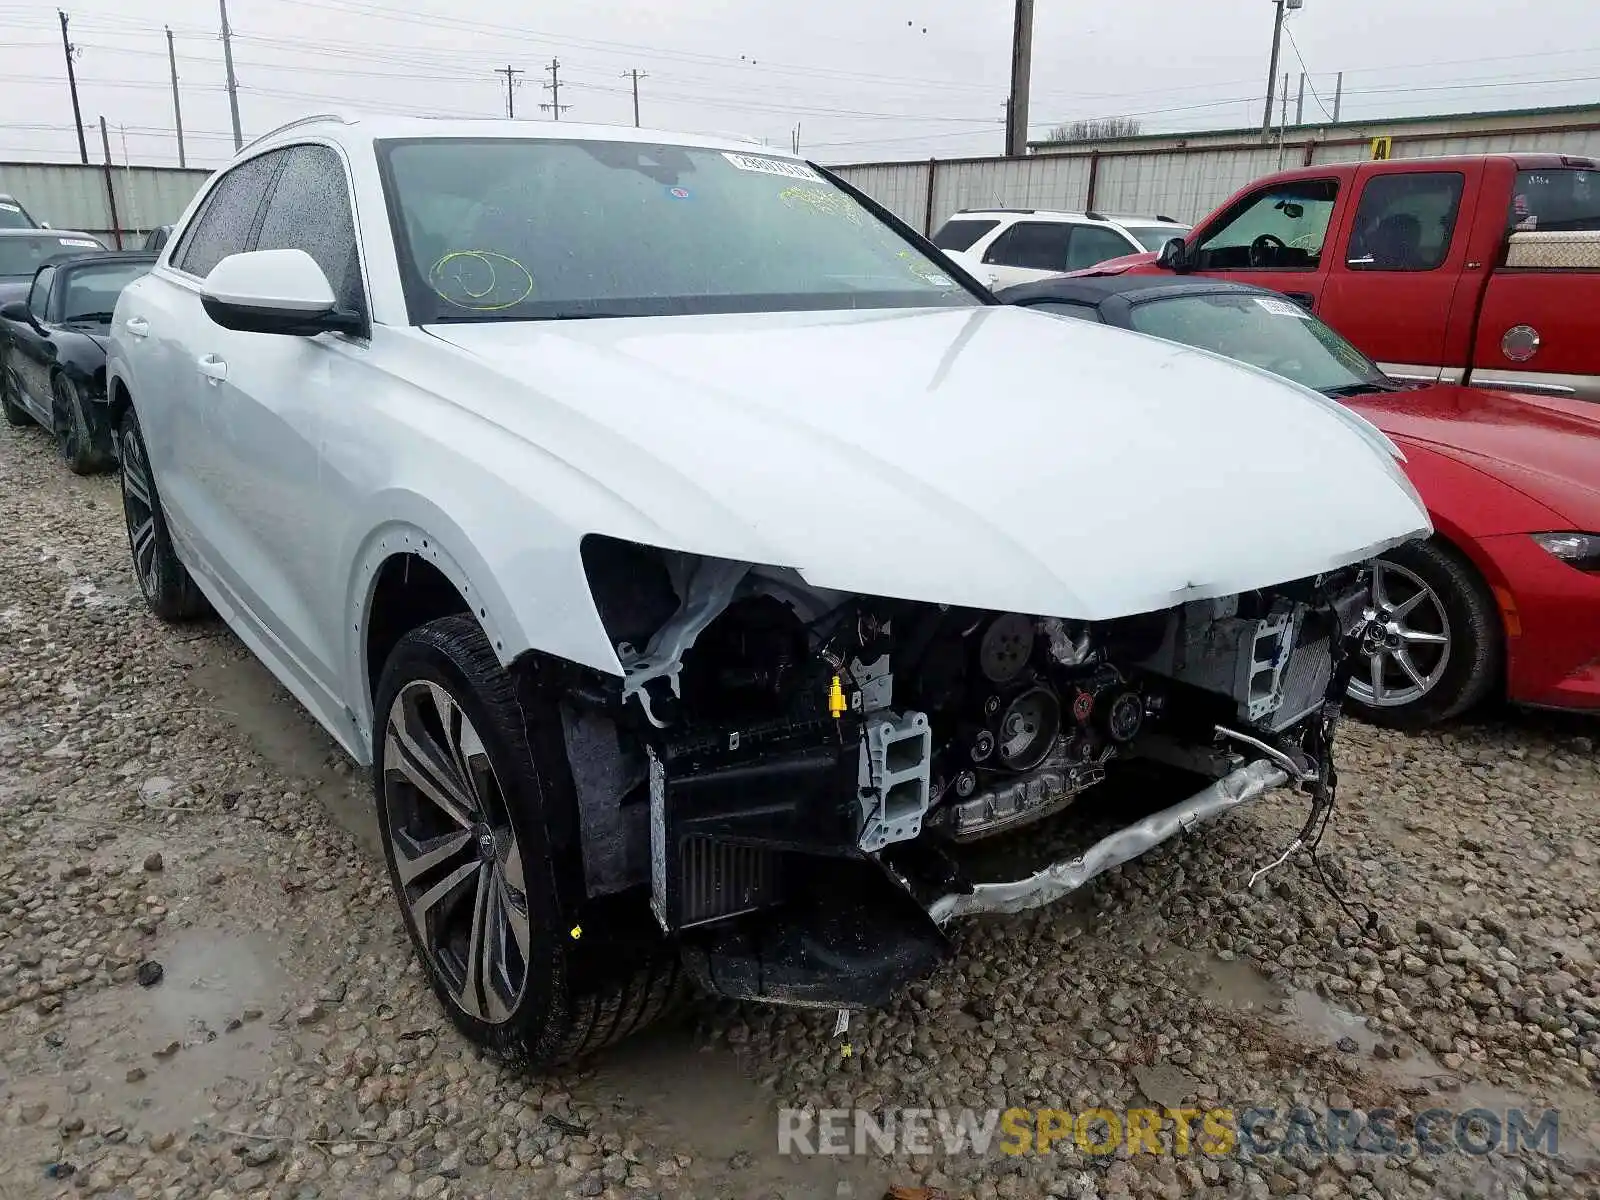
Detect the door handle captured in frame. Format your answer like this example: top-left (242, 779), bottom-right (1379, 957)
top-left (125, 316), bottom-right (149, 337)
top-left (196, 354), bottom-right (228, 382)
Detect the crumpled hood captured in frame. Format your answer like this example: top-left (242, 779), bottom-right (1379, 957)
top-left (1349, 385), bottom-right (1600, 529)
top-left (423, 305), bottom-right (1430, 619)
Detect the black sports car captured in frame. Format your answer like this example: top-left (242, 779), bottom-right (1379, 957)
top-left (1, 250), bottom-right (156, 473)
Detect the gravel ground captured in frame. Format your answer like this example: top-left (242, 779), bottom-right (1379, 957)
top-left (2, 418), bottom-right (1598, 1200)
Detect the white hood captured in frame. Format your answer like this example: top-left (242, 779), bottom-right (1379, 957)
top-left (424, 305), bottom-right (1430, 620)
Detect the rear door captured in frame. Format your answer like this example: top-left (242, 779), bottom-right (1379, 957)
top-left (1184, 174), bottom-right (1348, 310)
top-left (1317, 162), bottom-right (1481, 382)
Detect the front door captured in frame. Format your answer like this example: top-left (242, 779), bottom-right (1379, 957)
top-left (1186, 175), bottom-right (1345, 311)
top-left (12, 265), bottom-right (57, 421)
top-left (1317, 163), bottom-right (1481, 381)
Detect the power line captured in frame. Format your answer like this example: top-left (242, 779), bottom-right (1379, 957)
top-left (1283, 21), bottom-right (1334, 122)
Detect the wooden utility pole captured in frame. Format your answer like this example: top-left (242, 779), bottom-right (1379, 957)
top-left (59, 10), bottom-right (87, 163)
top-left (1004, 0), bottom-right (1034, 157)
top-left (98, 115), bottom-right (123, 248)
top-left (166, 26), bottom-right (186, 167)
top-left (219, 0), bottom-right (242, 150)
top-left (540, 58), bottom-right (570, 120)
top-left (494, 65), bottom-right (524, 118)
top-left (1296, 72), bottom-right (1306, 125)
top-left (621, 69), bottom-right (647, 126)
top-left (1260, 0), bottom-right (1286, 143)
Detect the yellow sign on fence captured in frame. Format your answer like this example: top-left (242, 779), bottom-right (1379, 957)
top-left (1370, 136), bottom-right (1393, 161)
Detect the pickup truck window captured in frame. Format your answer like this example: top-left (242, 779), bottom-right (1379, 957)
top-left (1511, 168), bottom-right (1600, 233)
top-left (1346, 172), bottom-right (1464, 272)
top-left (1191, 179), bottom-right (1338, 272)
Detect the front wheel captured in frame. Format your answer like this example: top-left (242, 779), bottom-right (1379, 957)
top-left (1346, 539), bottom-right (1502, 729)
top-left (54, 374), bottom-right (111, 474)
top-left (374, 615), bottom-right (679, 1065)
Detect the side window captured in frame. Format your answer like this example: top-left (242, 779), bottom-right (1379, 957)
top-left (1023, 300), bottom-right (1102, 322)
top-left (254, 145), bottom-right (365, 312)
top-left (1346, 172), bottom-right (1464, 272)
top-left (27, 266), bottom-right (55, 321)
top-left (984, 221), bottom-right (1073, 271)
top-left (174, 151), bottom-right (283, 279)
top-left (1510, 168), bottom-right (1600, 234)
top-left (1193, 179), bottom-right (1339, 271)
top-left (1065, 226), bottom-right (1136, 270)
top-left (932, 218), bottom-right (1000, 252)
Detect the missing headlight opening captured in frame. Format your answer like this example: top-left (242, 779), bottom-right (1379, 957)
top-left (567, 534), bottom-right (1373, 1010)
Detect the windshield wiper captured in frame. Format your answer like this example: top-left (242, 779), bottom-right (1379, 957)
top-left (65, 311), bottom-right (115, 323)
top-left (1321, 381), bottom-right (1402, 398)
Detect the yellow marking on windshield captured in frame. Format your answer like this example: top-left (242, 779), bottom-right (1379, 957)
top-left (427, 250), bottom-right (535, 312)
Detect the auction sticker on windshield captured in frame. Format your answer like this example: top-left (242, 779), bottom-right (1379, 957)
top-left (1254, 296), bottom-right (1312, 319)
top-left (722, 152), bottom-right (823, 182)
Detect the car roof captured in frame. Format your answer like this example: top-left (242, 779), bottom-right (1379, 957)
top-left (996, 275), bottom-right (1276, 306)
top-left (240, 110), bottom-right (782, 159)
top-left (55, 250), bottom-right (156, 268)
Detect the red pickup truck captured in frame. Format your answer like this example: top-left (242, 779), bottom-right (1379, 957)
top-left (1072, 153), bottom-right (1600, 403)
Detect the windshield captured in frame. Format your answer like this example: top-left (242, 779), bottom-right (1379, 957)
top-left (377, 137), bottom-right (980, 323)
top-left (0, 199), bottom-right (35, 230)
top-left (1128, 292), bottom-right (1388, 394)
top-left (61, 262), bottom-right (151, 322)
top-left (0, 234), bottom-right (104, 278)
top-left (1124, 225), bottom-right (1189, 253)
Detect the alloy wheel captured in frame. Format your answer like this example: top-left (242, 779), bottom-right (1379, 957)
top-left (1347, 558), bottom-right (1452, 708)
top-left (53, 378), bottom-right (81, 463)
top-left (119, 427), bottom-right (160, 599)
top-left (383, 679), bottom-right (530, 1024)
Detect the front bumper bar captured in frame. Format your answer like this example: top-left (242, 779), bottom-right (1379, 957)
top-left (926, 758), bottom-right (1290, 925)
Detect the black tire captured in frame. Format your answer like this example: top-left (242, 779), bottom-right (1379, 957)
top-left (53, 373), bottom-right (111, 475)
top-left (373, 615), bottom-right (679, 1066)
top-left (1, 349), bottom-right (30, 427)
top-left (117, 406), bottom-right (209, 622)
top-left (1346, 537), bottom-right (1502, 730)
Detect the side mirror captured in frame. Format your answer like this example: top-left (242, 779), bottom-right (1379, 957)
top-left (1156, 236), bottom-right (1190, 272)
top-left (200, 248), bottom-right (360, 337)
top-left (0, 300), bottom-right (30, 324)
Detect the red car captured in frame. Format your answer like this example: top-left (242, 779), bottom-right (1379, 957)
top-left (996, 274), bottom-right (1600, 728)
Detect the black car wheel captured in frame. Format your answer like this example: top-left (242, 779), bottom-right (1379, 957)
top-left (1, 350), bottom-right (29, 427)
top-left (117, 407), bottom-right (209, 621)
top-left (1346, 538), bottom-right (1502, 729)
top-left (53, 373), bottom-right (110, 474)
top-left (374, 615), bottom-right (679, 1066)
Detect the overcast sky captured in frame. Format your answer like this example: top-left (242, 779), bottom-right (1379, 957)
top-left (2, 0), bottom-right (1596, 170)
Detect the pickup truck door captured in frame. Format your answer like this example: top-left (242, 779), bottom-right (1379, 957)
top-left (1182, 172), bottom-right (1351, 310)
top-left (1317, 160), bottom-right (1486, 384)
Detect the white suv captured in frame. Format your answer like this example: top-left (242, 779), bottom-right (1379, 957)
top-left (933, 208), bottom-right (1189, 289)
top-left (106, 112), bottom-right (1424, 1065)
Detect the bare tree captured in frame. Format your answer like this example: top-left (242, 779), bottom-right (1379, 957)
top-left (1042, 116), bottom-right (1143, 144)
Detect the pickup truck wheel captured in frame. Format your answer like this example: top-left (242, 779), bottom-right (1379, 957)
top-left (53, 374), bottom-right (110, 475)
top-left (117, 408), bottom-right (209, 621)
top-left (374, 615), bottom-right (680, 1066)
top-left (1346, 539), bottom-right (1501, 729)
top-left (1, 351), bottom-right (29, 427)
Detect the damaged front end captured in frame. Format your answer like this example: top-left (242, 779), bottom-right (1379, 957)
top-left (556, 535), bottom-right (1370, 1010)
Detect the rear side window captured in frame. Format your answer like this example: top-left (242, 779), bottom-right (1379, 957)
top-left (1066, 225), bottom-right (1136, 270)
top-left (932, 218), bottom-right (1000, 252)
top-left (984, 221), bottom-right (1073, 271)
top-left (254, 144), bottom-right (365, 312)
top-left (1511, 168), bottom-right (1600, 233)
top-left (1346, 172), bottom-right (1464, 272)
top-left (173, 151), bottom-right (283, 279)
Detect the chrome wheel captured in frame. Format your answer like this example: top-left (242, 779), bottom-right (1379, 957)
top-left (1348, 559), bottom-right (1452, 708)
top-left (120, 426), bottom-right (160, 599)
top-left (383, 680), bottom-right (529, 1025)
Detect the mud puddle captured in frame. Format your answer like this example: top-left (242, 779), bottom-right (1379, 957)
top-left (10, 927), bottom-right (291, 1133)
top-left (574, 1020), bottom-right (889, 1198)
top-left (185, 638), bottom-right (378, 854)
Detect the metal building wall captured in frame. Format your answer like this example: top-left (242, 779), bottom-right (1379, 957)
top-left (0, 162), bottom-right (211, 246)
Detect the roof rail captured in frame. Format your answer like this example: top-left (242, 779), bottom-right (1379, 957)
top-left (957, 207), bottom-right (1037, 215)
top-left (1156, 213), bottom-right (1177, 223)
top-left (239, 112), bottom-right (359, 154)
top-left (1084, 210), bottom-right (1106, 222)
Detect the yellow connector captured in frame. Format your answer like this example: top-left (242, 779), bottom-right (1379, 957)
top-left (828, 675), bottom-right (847, 719)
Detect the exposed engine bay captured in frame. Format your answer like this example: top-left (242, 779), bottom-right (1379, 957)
top-left (560, 535), bottom-right (1369, 1008)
